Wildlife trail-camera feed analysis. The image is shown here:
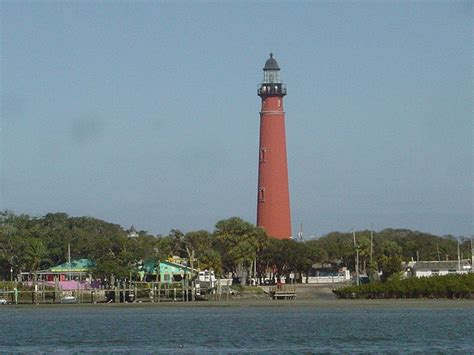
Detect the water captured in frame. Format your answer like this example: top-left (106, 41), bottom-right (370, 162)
top-left (0, 301), bottom-right (473, 353)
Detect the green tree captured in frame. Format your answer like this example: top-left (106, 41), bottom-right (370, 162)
top-left (154, 236), bottom-right (174, 261)
top-left (25, 238), bottom-right (49, 284)
top-left (214, 217), bottom-right (266, 283)
top-left (184, 230), bottom-right (221, 272)
top-left (377, 240), bottom-right (402, 281)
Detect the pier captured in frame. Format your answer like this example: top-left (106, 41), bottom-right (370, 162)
top-left (269, 285), bottom-right (296, 300)
top-left (0, 279), bottom-right (236, 305)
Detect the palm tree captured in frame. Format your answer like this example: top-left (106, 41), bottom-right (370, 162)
top-left (25, 239), bottom-right (48, 285)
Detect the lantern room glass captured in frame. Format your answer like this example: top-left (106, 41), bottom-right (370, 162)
top-left (263, 69), bottom-right (281, 84)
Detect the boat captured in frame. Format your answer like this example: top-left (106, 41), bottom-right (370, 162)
top-left (60, 294), bottom-right (77, 304)
top-left (0, 298), bottom-right (8, 305)
top-left (195, 270), bottom-right (217, 299)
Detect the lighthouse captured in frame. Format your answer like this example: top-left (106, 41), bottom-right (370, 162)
top-left (256, 53), bottom-right (292, 239)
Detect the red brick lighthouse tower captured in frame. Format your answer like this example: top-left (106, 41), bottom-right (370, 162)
top-left (257, 53), bottom-right (292, 239)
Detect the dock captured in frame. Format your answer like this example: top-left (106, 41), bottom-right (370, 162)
top-left (269, 285), bottom-right (296, 300)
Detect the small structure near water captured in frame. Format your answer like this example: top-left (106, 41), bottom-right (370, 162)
top-left (19, 259), bottom-right (95, 291)
top-left (306, 263), bottom-right (351, 284)
top-left (269, 284), bottom-right (296, 300)
top-left (406, 260), bottom-right (472, 278)
top-left (138, 260), bottom-right (197, 283)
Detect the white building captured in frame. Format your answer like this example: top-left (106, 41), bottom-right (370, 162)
top-left (127, 226), bottom-right (138, 239)
top-left (408, 260), bottom-right (472, 278)
top-left (306, 266), bottom-right (351, 284)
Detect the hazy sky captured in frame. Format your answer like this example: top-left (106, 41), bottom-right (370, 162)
top-left (1, 2), bottom-right (472, 237)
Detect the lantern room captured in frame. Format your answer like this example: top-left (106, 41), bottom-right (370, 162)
top-left (258, 53), bottom-right (287, 97)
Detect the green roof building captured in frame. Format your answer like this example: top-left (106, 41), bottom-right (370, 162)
top-left (139, 260), bottom-right (197, 283)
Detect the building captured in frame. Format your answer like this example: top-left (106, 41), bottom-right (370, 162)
top-left (407, 260), bottom-right (472, 278)
top-left (138, 260), bottom-right (197, 283)
top-left (19, 259), bottom-right (95, 290)
top-left (127, 226), bottom-right (138, 238)
top-left (306, 262), bottom-right (351, 284)
top-left (256, 53), bottom-right (292, 239)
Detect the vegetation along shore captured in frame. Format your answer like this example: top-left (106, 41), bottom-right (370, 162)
top-left (334, 273), bottom-right (474, 299)
top-left (0, 211), bottom-right (472, 302)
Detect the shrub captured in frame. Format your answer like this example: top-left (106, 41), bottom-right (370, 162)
top-left (333, 273), bottom-right (474, 299)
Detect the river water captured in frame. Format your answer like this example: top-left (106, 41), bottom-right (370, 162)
top-left (0, 300), bottom-right (473, 353)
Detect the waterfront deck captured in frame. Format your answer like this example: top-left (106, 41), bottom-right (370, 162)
top-left (269, 285), bottom-right (296, 300)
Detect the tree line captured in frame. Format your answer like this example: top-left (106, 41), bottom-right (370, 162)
top-left (0, 211), bottom-right (471, 284)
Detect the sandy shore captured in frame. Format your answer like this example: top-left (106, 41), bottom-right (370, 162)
top-left (5, 284), bottom-right (473, 309)
top-left (9, 298), bottom-right (474, 310)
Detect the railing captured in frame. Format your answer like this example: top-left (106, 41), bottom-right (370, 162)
top-left (306, 275), bottom-right (348, 284)
top-left (258, 83), bottom-right (287, 97)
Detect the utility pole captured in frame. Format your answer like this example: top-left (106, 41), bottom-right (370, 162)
top-left (471, 236), bottom-right (474, 267)
top-left (68, 243), bottom-right (71, 281)
top-left (190, 249), bottom-right (195, 301)
top-left (254, 256), bottom-right (257, 285)
top-left (370, 223), bottom-right (374, 264)
top-left (457, 239), bottom-right (461, 272)
top-left (297, 223), bottom-right (303, 242)
top-left (353, 230), bottom-right (359, 286)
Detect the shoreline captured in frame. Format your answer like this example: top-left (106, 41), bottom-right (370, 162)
top-left (5, 298), bottom-right (474, 309)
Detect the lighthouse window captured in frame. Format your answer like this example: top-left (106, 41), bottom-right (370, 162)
top-left (264, 70), bottom-right (281, 84)
top-left (278, 99), bottom-right (281, 107)
top-left (258, 188), bottom-right (265, 202)
top-left (259, 148), bottom-right (266, 162)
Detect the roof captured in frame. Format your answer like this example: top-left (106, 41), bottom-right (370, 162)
top-left (413, 260), bottom-right (471, 271)
top-left (140, 260), bottom-right (198, 275)
top-left (50, 259), bottom-right (95, 273)
top-left (263, 53), bottom-right (280, 71)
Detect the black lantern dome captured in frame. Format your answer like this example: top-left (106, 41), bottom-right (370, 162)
top-left (263, 53), bottom-right (280, 71)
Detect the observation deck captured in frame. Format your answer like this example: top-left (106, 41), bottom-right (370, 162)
top-left (258, 83), bottom-right (287, 97)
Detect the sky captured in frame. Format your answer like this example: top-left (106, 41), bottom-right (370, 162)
top-left (1, 1), bottom-right (472, 238)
